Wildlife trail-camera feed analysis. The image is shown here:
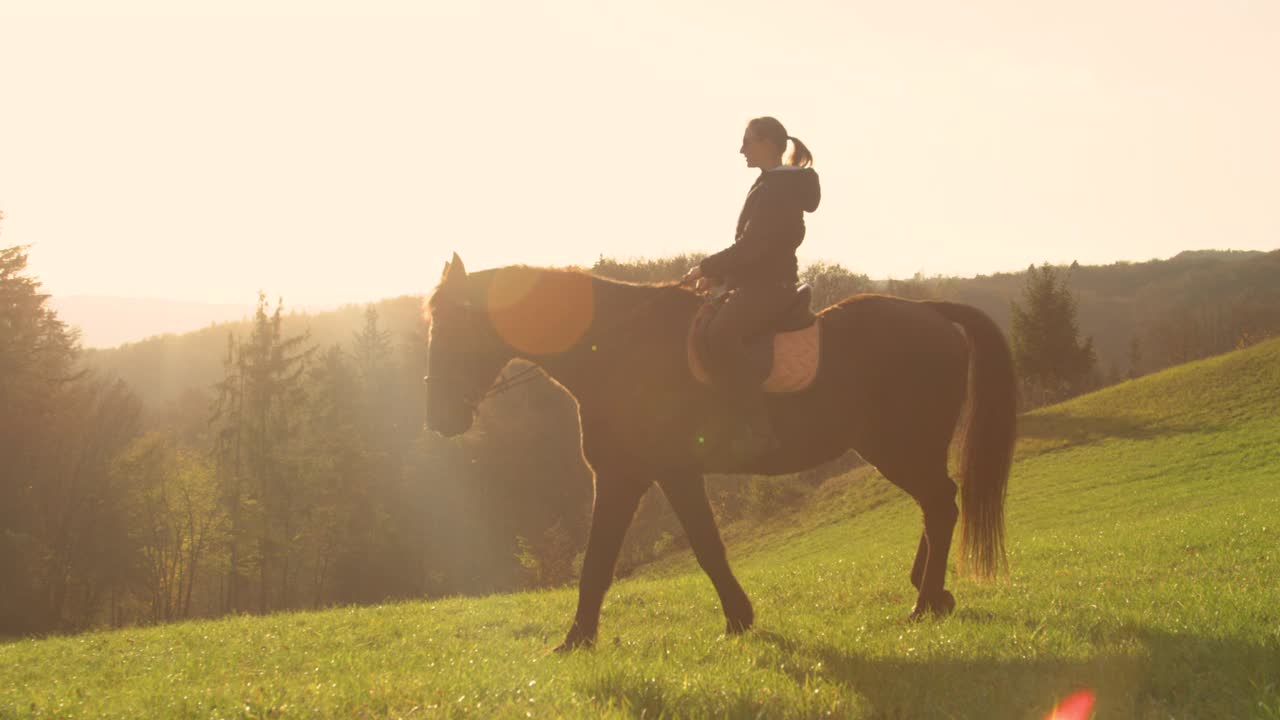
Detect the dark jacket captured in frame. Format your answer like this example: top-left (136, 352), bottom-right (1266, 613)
top-left (700, 166), bottom-right (821, 289)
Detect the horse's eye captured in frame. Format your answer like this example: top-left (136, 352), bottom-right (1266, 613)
top-left (441, 300), bottom-right (472, 315)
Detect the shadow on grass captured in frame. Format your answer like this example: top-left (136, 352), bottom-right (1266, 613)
top-left (1021, 411), bottom-right (1168, 443)
top-left (576, 626), bottom-right (1280, 719)
top-left (763, 626), bottom-right (1278, 719)
top-left (1015, 410), bottom-right (1228, 456)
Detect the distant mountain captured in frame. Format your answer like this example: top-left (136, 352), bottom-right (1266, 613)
top-left (49, 295), bottom-right (338, 349)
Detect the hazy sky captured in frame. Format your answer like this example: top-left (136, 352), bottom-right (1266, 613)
top-left (2, 1), bottom-right (1277, 305)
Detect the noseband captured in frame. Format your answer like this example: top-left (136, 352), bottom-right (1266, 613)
top-left (423, 363), bottom-right (544, 412)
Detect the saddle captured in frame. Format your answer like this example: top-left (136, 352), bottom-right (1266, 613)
top-left (688, 284), bottom-right (821, 393)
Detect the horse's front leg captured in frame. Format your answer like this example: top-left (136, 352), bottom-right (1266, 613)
top-left (657, 472), bottom-right (754, 634)
top-left (555, 470), bottom-right (650, 652)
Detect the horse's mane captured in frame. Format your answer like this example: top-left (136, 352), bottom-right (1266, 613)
top-left (429, 264), bottom-right (694, 322)
top-left (433, 264), bottom-right (687, 298)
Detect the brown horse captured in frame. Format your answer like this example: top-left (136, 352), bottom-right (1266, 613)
top-left (425, 254), bottom-right (1016, 651)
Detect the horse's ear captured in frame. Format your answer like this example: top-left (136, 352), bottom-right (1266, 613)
top-left (443, 253), bottom-right (467, 285)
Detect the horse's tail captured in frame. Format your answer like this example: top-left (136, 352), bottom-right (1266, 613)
top-left (924, 301), bottom-right (1018, 579)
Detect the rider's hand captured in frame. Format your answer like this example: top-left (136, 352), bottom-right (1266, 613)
top-left (682, 265), bottom-right (704, 285)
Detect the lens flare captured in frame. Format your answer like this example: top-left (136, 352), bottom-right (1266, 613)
top-left (1045, 689), bottom-right (1095, 720)
top-left (488, 268), bottom-right (593, 356)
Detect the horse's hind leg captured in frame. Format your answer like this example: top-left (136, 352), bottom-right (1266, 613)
top-left (909, 474), bottom-right (959, 619)
top-left (882, 453), bottom-right (959, 619)
top-left (657, 472), bottom-right (754, 634)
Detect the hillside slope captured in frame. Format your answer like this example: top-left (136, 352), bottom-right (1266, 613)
top-left (4, 340), bottom-right (1279, 719)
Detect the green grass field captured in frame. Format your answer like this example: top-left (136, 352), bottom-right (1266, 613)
top-left (5, 339), bottom-right (1280, 719)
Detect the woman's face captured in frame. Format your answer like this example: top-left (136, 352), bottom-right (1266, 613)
top-left (740, 126), bottom-right (780, 169)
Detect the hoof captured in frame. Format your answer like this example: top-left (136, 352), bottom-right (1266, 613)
top-left (908, 589), bottom-right (955, 621)
top-left (553, 631), bottom-right (596, 653)
top-left (725, 597), bottom-right (755, 635)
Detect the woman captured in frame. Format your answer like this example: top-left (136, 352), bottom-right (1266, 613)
top-left (682, 116), bottom-right (821, 463)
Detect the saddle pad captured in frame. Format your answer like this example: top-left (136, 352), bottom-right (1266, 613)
top-left (688, 314), bottom-right (821, 394)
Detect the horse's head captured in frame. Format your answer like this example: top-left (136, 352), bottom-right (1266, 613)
top-left (424, 253), bottom-right (512, 437)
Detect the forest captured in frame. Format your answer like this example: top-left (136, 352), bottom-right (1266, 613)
top-left (3, 240), bottom-right (1279, 637)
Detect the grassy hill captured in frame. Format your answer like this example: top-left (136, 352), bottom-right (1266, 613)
top-left (4, 340), bottom-right (1280, 718)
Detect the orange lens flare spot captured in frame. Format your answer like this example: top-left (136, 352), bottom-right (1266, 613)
top-left (1045, 689), bottom-right (1095, 720)
top-left (488, 269), bottom-right (593, 356)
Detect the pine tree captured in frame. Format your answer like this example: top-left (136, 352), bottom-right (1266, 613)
top-left (1010, 263), bottom-right (1097, 407)
top-left (209, 293), bottom-right (312, 613)
top-left (211, 332), bottom-right (248, 613)
top-left (1127, 335), bottom-right (1144, 379)
top-left (346, 304), bottom-right (419, 602)
top-left (353, 305), bottom-right (393, 383)
top-left (298, 345), bottom-right (362, 606)
top-left (1, 239), bottom-right (96, 633)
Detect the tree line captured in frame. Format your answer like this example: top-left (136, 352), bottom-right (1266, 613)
top-left (3, 242), bottom-right (597, 634)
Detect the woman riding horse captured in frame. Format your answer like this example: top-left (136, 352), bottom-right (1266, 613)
top-left (425, 121), bottom-right (1015, 652)
top-left (683, 116), bottom-right (821, 464)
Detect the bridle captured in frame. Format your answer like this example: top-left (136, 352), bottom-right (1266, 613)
top-left (423, 363), bottom-right (544, 412)
top-left (424, 278), bottom-right (703, 410)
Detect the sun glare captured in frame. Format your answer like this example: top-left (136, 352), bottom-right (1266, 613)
top-left (488, 269), bottom-right (593, 356)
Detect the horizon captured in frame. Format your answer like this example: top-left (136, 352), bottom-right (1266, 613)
top-left (2, 2), bottom-right (1278, 306)
top-left (46, 244), bottom-right (1273, 304)
top-left (49, 247), bottom-right (1275, 349)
